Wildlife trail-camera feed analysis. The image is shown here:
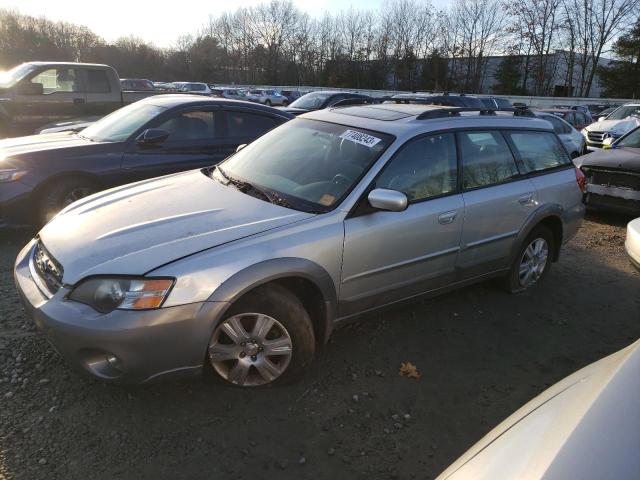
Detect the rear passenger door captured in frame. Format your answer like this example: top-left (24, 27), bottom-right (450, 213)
top-left (340, 133), bottom-right (464, 316)
top-left (456, 130), bottom-right (537, 277)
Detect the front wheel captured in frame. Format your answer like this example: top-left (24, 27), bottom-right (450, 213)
top-left (505, 225), bottom-right (554, 293)
top-left (38, 178), bottom-right (97, 225)
top-left (206, 285), bottom-right (315, 387)
top-left (264, 99), bottom-right (272, 106)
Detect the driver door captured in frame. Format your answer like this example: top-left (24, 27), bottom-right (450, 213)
top-left (120, 106), bottom-right (227, 182)
top-left (340, 133), bottom-right (464, 317)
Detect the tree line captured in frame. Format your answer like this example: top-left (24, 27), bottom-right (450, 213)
top-left (0, 0), bottom-right (638, 97)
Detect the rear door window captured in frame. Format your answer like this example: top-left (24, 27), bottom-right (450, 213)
top-left (506, 131), bottom-right (571, 173)
top-left (458, 131), bottom-right (520, 189)
top-left (226, 111), bottom-right (278, 138)
top-left (85, 70), bottom-right (111, 93)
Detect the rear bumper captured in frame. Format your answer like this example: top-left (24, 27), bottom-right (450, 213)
top-left (14, 240), bottom-right (229, 383)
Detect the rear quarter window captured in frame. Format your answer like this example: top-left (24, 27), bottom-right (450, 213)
top-left (507, 131), bottom-right (571, 173)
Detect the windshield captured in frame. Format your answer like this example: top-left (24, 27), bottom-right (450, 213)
top-left (81, 103), bottom-right (165, 142)
top-left (617, 128), bottom-right (640, 148)
top-left (216, 119), bottom-right (393, 212)
top-left (0, 63), bottom-right (37, 88)
top-left (289, 92), bottom-right (333, 110)
top-left (607, 105), bottom-right (640, 121)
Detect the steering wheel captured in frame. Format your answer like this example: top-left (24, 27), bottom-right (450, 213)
top-left (332, 173), bottom-right (352, 186)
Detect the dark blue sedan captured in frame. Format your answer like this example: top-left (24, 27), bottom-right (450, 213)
top-left (0, 95), bottom-right (293, 226)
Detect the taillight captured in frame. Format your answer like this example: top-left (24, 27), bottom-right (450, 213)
top-left (575, 167), bottom-right (587, 193)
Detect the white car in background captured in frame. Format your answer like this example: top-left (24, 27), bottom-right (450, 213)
top-left (174, 82), bottom-right (212, 96)
top-left (535, 111), bottom-right (586, 158)
top-left (437, 339), bottom-right (640, 480)
top-left (626, 218), bottom-right (640, 270)
top-left (582, 103), bottom-right (640, 150)
top-left (247, 89), bottom-right (287, 106)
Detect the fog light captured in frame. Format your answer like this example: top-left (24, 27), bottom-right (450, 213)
top-left (106, 354), bottom-right (123, 372)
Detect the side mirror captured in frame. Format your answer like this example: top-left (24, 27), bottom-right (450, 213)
top-left (136, 128), bottom-right (169, 147)
top-left (236, 144), bottom-right (247, 153)
top-left (368, 188), bottom-right (408, 212)
top-left (19, 82), bottom-right (44, 95)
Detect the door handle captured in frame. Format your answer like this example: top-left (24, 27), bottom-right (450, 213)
top-left (518, 193), bottom-right (535, 206)
top-left (73, 98), bottom-right (85, 105)
top-left (438, 210), bottom-right (457, 225)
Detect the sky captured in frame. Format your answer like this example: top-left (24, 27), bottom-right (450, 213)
top-left (0, 0), bottom-right (448, 48)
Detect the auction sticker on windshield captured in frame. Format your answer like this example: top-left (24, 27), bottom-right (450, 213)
top-left (340, 129), bottom-right (382, 148)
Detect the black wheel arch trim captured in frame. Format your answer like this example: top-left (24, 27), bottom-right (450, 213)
top-left (511, 204), bottom-right (565, 263)
top-left (206, 257), bottom-right (338, 343)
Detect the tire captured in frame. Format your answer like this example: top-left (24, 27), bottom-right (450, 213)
top-left (38, 178), bottom-right (97, 225)
top-left (283, 100), bottom-right (289, 106)
top-left (206, 284), bottom-right (315, 387)
top-left (265, 100), bottom-right (272, 106)
top-left (505, 225), bottom-right (555, 293)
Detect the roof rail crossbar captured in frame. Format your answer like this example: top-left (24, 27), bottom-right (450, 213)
top-left (416, 106), bottom-right (533, 120)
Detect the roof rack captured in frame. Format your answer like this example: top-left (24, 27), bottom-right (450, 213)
top-left (416, 106), bottom-right (534, 120)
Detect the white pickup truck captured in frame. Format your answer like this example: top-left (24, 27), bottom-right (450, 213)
top-left (582, 103), bottom-right (640, 150)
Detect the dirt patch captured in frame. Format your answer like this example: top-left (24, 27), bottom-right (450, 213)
top-left (1, 214), bottom-right (639, 480)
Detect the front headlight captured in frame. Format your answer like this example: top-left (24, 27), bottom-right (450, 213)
top-left (0, 168), bottom-right (27, 183)
top-left (68, 277), bottom-right (174, 313)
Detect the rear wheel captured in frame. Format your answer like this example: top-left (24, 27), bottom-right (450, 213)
top-left (206, 284), bottom-right (315, 387)
top-left (38, 178), bottom-right (97, 225)
top-left (505, 225), bottom-right (554, 293)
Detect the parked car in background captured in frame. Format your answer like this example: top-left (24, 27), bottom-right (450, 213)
top-left (13, 103), bottom-right (583, 386)
top-left (174, 82), bottom-right (212, 96)
top-left (627, 218), bottom-right (640, 270)
top-left (283, 90), bottom-right (373, 114)
top-left (221, 88), bottom-right (249, 101)
top-left (595, 105), bottom-right (619, 122)
top-left (36, 116), bottom-right (102, 134)
top-left (436, 339), bottom-right (640, 480)
top-left (574, 126), bottom-right (640, 214)
top-left (0, 62), bottom-right (162, 138)
top-left (247, 89), bottom-right (287, 106)
top-left (0, 95), bottom-right (292, 226)
top-left (538, 108), bottom-right (592, 131)
top-left (534, 111), bottom-right (586, 158)
top-left (582, 103), bottom-right (640, 150)
top-left (121, 79), bottom-right (155, 91)
top-left (388, 93), bottom-right (485, 108)
top-left (153, 82), bottom-right (178, 92)
top-left (280, 90), bottom-right (302, 104)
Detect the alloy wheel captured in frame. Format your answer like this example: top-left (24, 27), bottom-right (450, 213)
top-left (208, 313), bottom-right (293, 386)
top-left (519, 238), bottom-right (549, 288)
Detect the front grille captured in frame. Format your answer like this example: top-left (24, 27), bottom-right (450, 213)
top-left (32, 241), bottom-right (64, 295)
top-left (585, 167), bottom-right (640, 190)
top-left (587, 130), bottom-right (606, 145)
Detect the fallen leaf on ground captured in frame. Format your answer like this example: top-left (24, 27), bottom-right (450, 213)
top-left (399, 362), bottom-right (422, 379)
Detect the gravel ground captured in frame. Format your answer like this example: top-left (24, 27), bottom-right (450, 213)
top-left (1, 212), bottom-right (639, 480)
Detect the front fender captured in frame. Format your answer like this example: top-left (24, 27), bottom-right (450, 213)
top-left (208, 257), bottom-right (338, 341)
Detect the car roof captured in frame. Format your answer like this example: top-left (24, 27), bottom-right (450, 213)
top-left (302, 104), bottom-right (553, 138)
top-left (26, 61), bottom-right (113, 69)
top-left (138, 94), bottom-right (294, 117)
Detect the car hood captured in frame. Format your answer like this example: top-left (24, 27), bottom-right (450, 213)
top-left (0, 132), bottom-right (102, 160)
top-left (574, 147), bottom-right (640, 170)
top-left (437, 339), bottom-right (640, 480)
top-left (38, 170), bottom-right (314, 284)
top-left (585, 117), bottom-right (640, 135)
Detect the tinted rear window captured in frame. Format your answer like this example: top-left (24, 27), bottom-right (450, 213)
top-left (507, 131), bottom-right (570, 173)
top-left (85, 70), bottom-right (111, 93)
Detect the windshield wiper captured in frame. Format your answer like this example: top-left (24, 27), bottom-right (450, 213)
top-left (214, 166), bottom-right (319, 212)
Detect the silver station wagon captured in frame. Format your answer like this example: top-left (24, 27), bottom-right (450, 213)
top-left (14, 104), bottom-right (585, 387)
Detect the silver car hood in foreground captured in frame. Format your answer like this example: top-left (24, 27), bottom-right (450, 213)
top-left (39, 170), bottom-right (313, 284)
top-left (437, 339), bottom-right (640, 480)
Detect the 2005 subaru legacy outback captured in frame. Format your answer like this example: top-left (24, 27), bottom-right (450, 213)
top-left (14, 104), bottom-right (585, 387)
